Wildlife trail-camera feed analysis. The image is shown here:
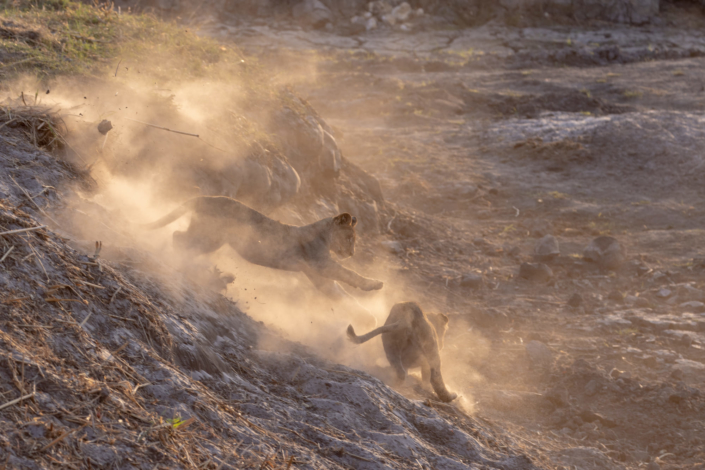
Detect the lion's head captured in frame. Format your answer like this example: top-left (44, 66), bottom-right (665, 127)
top-left (428, 313), bottom-right (450, 350)
top-left (330, 213), bottom-right (358, 259)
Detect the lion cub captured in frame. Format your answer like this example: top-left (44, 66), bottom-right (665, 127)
top-left (347, 301), bottom-right (457, 402)
top-left (142, 196), bottom-right (384, 295)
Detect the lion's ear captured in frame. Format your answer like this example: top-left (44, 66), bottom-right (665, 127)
top-left (438, 313), bottom-right (449, 325)
top-left (351, 216), bottom-right (357, 227)
top-left (334, 213), bottom-right (353, 226)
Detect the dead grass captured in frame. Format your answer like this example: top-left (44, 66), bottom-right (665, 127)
top-left (0, 0), bottom-right (263, 87)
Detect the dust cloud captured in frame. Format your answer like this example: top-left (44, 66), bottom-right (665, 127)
top-left (2, 47), bottom-right (487, 409)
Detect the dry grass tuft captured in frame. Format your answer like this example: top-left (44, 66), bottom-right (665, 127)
top-left (0, 99), bottom-right (67, 151)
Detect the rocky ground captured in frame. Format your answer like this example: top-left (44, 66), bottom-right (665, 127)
top-left (213, 7), bottom-right (705, 470)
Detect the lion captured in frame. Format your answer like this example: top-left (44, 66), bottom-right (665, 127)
top-left (142, 196), bottom-right (384, 296)
top-left (346, 301), bottom-right (457, 402)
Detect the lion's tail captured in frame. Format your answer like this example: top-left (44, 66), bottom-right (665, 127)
top-left (140, 198), bottom-right (199, 230)
top-left (346, 322), bottom-right (400, 344)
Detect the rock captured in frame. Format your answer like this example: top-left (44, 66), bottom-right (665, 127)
top-left (679, 301), bottom-right (705, 313)
top-left (292, 0), bottom-right (333, 29)
top-left (518, 262), bottom-right (553, 282)
top-left (568, 293), bottom-right (583, 308)
top-left (673, 358), bottom-right (705, 374)
top-left (382, 1), bottom-right (412, 24)
top-left (656, 288), bottom-right (672, 299)
top-left (380, 240), bottom-right (403, 255)
top-left (460, 272), bottom-right (483, 290)
top-left (583, 236), bottom-right (625, 270)
top-left (585, 379), bottom-right (600, 396)
top-left (526, 340), bottom-right (553, 368)
top-left (366, 16), bottom-right (377, 30)
top-left (609, 368), bottom-right (624, 379)
top-left (534, 235), bottom-right (560, 261)
top-left (607, 290), bottom-right (624, 303)
top-left (680, 284), bottom-right (705, 301)
top-left (97, 119), bottom-right (113, 135)
top-left (646, 462), bottom-right (660, 470)
top-left (670, 368), bottom-right (685, 381)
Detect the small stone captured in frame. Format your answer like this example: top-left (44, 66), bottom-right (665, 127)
top-left (646, 462), bottom-right (660, 470)
top-left (670, 368), bottom-right (685, 381)
top-left (460, 272), bottom-right (483, 290)
top-left (567, 293), bottom-right (583, 308)
top-left (634, 297), bottom-right (653, 308)
top-left (656, 288), bottom-right (672, 299)
top-left (525, 340), bottom-right (553, 368)
top-left (584, 236), bottom-right (625, 270)
top-left (97, 119), bottom-right (113, 135)
top-left (609, 368), bottom-right (623, 379)
top-left (534, 235), bottom-right (560, 261)
top-left (585, 379), bottom-right (599, 396)
top-left (508, 246), bottom-right (521, 257)
top-left (607, 290), bottom-right (624, 302)
top-left (365, 16), bottom-right (377, 30)
top-left (518, 262), bottom-right (553, 282)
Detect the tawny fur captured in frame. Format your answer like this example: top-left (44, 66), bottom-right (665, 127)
top-left (143, 196), bottom-right (384, 293)
top-left (347, 301), bottom-right (457, 402)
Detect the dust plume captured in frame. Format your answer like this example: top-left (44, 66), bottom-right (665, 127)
top-left (1, 44), bottom-right (486, 409)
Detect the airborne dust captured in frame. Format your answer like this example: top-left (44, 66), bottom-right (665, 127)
top-left (3, 45), bottom-right (483, 411)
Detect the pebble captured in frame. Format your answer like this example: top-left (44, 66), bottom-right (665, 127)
top-left (567, 293), bottom-right (583, 308)
top-left (656, 288), bottom-right (672, 298)
top-left (534, 234), bottom-right (560, 261)
top-left (518, 262), bottom-right (553, 282)
top-left (584, 379), bottom-right (599, 396)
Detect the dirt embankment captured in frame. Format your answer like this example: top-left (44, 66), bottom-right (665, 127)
top-left (0, 2), bottom-right (550, 470)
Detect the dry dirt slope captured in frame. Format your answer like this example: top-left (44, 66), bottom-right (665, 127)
top-left (0, 109), bottom-right (542, 467)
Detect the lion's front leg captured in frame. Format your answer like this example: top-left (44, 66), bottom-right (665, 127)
top-left (308, 260), bottom-right (384, 291)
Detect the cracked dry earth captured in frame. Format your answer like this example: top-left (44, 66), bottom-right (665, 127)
top-left (220, 14), bottom-right (705, 470)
